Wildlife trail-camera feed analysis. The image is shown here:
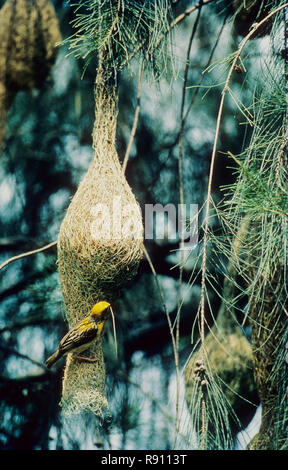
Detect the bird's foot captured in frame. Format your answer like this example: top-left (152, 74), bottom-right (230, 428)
top-left (75, 355), bottom-right (99, 363)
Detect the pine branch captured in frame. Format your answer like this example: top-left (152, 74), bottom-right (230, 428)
top-left (122, 61), bottom-right (145, 173)
top-left (0, 241), bottom-right (57, 271)
top-left (120, 0), bottom-right (216, 70)
top-left (0, 345), bottom-right (46, 370)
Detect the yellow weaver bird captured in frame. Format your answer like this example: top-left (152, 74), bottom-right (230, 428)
top-left (45, 301), bottom-right (111, 369)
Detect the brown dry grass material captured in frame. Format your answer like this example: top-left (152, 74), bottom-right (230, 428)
top-left (0, 0), bottom-right (61, 150)
top-left (0, 0), bottom-right (61, 91)
top-left (184, 328), bottom-right (255, 409)
top-left (0, 81), bottom-right (13, 153)
top-left (58, 78), bottom-right (144, 417)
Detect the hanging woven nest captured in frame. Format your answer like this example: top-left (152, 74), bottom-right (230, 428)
top-left (0, 0), bottom-right (61, 150)
top-left (184, 326), bottom-right (256, 433)
top-left (0, 0), bottom-right (61, 91)
top-left (57, 71), bottom-right (144, 417)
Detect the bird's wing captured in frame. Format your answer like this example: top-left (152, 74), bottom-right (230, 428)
top-left (59, 322), bottom-right (98, 355)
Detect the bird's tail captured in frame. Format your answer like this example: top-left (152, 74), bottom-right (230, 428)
top-left (45, 350), bottom-right (61, 369)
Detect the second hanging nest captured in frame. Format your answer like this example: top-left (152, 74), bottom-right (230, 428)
top-left (0, 0), bottom-right (61, 150)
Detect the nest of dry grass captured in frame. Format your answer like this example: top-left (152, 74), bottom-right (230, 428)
top-left (58, 80), bottom-right (144, 417)
top-left (0, 0), bottom-right (61, 150)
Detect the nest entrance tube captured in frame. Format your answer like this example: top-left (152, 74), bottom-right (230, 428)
top-left (58, 72), bottom-right (143, 417)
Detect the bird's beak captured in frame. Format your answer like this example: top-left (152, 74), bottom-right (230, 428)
top-left (97, 305), bottom-right (111, 323)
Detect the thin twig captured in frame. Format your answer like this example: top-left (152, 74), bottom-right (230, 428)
top-left (116, 369), bottom-right (190, 445)
top-left (143, 246), bottom-right (173, 334)
top-left (102, 0), bottom-right (121, 50)
top-left (0, 345), bottom-right (47, 370)
top-left (143, 246), bottom-right (179, 383)
top-left (284, 7), bottom-right (288, 85)
top-left (183, 12), bottom-right (228, 124)
top-left (0, 315), bottom-right (62, 333)
top-left (174, 2), bottom-right (203, 449)
top-left (0, 241), bottom-right (57, 271)
top-left (120, 0), bottom-right (216, 70)
top-left (200, 2), bottom-right (288, 332)
top-left (117, 370), bottom-right (174, 424)
top-left (153, 0), bottom-right (213, 53)
top-left (122, 61), bottom-right (145, 173)
top-left (145, 14), bottom-right (227, 196)
top-left (110, 305), bottom-right (118, 359)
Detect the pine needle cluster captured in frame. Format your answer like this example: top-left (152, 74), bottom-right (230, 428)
top-left (213, 45), bottom-right (288, 449)
top-left (184, 3), bottom-right (287, 449)
top-left (64, 0), bottom-right (174, 76)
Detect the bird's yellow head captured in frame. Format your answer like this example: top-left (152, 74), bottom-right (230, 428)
top-left (90, 301), bottom-right (111, 322)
